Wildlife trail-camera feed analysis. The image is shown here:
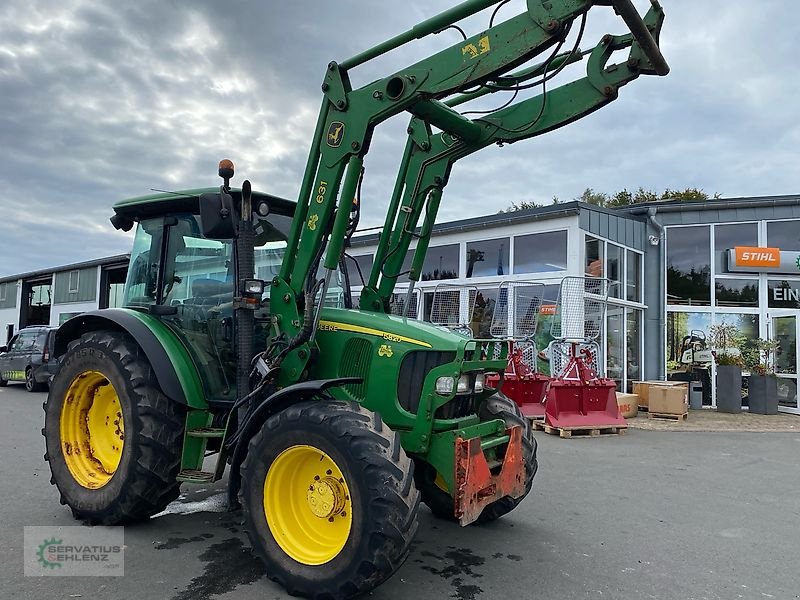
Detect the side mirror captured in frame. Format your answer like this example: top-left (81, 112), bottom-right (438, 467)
top-left (199, 190), bottom-right (238, 239)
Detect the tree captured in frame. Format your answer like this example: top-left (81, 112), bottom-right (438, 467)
top-left (501, 187), bottom-right (721, 212)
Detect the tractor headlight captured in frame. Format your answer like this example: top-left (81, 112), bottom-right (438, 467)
top-left (435, 376), bottom-right (455, 395)
top-left (474, 372), bottom-right (485, 393)
top-left (435, 374), bottom-right (478, 396)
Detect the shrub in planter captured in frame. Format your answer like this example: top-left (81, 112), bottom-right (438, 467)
top-left (710, 324), bottom-right (743, 413)
top-left (745, 338), bottom-right (781, 415)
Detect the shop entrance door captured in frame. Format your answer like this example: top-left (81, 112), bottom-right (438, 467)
top-left (769, 312), bottom-right (799, 413)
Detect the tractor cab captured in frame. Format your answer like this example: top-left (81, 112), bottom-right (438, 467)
top-left (111, 187), bottom-right (320, 404)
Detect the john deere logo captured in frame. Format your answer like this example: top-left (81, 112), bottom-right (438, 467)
top-left (326, 121), bottom-right (345, 147)
top-left (796, 255), bottom-right (800, 271)
top-left (377, 344), bottom-right (393, 358)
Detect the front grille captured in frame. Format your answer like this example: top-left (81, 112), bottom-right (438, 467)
top-left (435, 395), bottom-right (474, 420)
top-left (339, 338), bottom-right (371, 400)
top-left (397, 350), bottom-right (456, 413)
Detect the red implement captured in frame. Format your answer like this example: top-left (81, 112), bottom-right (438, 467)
top-left (545, 350), bottom-right (626, 429)
top-left (453, 425), bottom-right (526, 526)
top-left (486, 342), bottom-right (550, 418)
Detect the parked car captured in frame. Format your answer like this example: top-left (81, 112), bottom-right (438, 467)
top-left (0, 326), bottom-right (60, 392)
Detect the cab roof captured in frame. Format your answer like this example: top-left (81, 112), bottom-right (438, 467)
top-left (113, 187), bottom-right (296, 221)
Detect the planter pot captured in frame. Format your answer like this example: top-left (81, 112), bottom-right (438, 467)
top-left (716, 365), bottom-right (742, 413)
top-left (748, 375), bottom-right (779, 415)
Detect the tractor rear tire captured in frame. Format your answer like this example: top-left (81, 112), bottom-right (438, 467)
top-left (43, 330), bottom-right (184, 524)
top-left (0, 377), bottom-right (7, 387)
top-left (474, 393), bottom-right (537, 523)
top-left (241, 400), bottom-right (420, 600)
top-left (414, 393), bottom-right (537, 524)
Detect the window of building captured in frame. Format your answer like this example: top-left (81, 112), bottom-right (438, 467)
top-left (716, 313), bottom-right (759, 371)
top-left (666, 226), bottom-right (711, 306)
top-left (471, 288), bottom-right (498, 337)
top-left (626, 309), bottom-right (642, 392)
top-left (348, 254), bottom-right (373, 286)
top-left (513, 231), bottom-right (567, 274)
top-left (68, 270), bottom-right (80, 293)
top-left (666, 311), bottom-right (712, 369)
top-left (714, 223), bottom-right (758, 273)
top-left (606, 306), bottom-right (624, 390)
top-left (405, 244), bottom-right (460, 281)
top-left (0, 282), bottom-right (5, 301)
top-left (466, 238), bottom-right (509, 278)
top-left (626, 250), bottom-right (641, 303)
top-left (585, 236), bottom-right (603, 277)
top-left (768, 280), bottom-right (800, 309)
top-left (767, 219), bottom-right (800, 249)
top-left (715, 278), bottom-right (759, 307)
top-left (607, 243), bottom-right (623, 299)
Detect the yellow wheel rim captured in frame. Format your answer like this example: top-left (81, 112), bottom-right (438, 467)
top-left (264, 445), bottom-right (353, 565)
top-left (59, 370), bottom-right (125, 489)
top-left (434, 471), bottom-right (450, 493)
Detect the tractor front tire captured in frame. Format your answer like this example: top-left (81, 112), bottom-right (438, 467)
top-left (43, 330), bottom-right (184, 524)
top-left (241, 400), bottom-right (420, 600)
top-left (414, 393), bottom-right (537, 524)
top-left (474, 393), bottom-right (538, 523)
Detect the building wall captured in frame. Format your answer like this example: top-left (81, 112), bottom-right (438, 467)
top-left (50, 266), bottom-right (102, 327)
top-left (0, 279), bottom-right (22, 339)
top-left (53, 266), bottom-right (98, 304)
top-left (50, 301), bottom-right (101, 327)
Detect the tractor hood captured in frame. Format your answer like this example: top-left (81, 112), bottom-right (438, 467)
top-left (318, 307), bottom-right (472, 353)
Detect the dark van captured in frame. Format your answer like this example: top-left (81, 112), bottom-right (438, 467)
top-left (0, 326), bottom-right (59, 391)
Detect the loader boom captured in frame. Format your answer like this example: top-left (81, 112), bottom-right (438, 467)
top-left (361, 3), bottom-right (666, 310)
top-left (269, 0), bottom-right (669, 387)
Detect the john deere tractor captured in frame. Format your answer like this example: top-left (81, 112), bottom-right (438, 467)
top-left (43, 1), bottom-right (668, 597)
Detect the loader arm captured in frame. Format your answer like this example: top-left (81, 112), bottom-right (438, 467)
top-left (270, 0), bottom-right (668, 386)
top-left (361, 3), bottom-right (666, 309)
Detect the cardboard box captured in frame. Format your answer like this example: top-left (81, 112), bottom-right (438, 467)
top-left (633, 381), bottom-right (687, 409)
top-left (616, 392), bottom-right (639, 418)
top-left (649, 384), bottom-right (688, 415)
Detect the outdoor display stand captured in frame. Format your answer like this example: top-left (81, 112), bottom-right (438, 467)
top-left (539, 277), bottom-right (627, 437)
top-left (429, 284), bottom-right (478, 336)
top-left (485, 282), bottom-right (550, 419)
top-left (389, 286), bottom-right (421, 319)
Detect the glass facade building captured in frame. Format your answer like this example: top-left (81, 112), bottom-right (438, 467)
top-left (1, 194), bottom-right (798, 414)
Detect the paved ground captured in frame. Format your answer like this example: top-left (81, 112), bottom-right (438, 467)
top-left (627, 408), bottom-right (800, 432)
top-left (2, 382), bottom-right (799, 600)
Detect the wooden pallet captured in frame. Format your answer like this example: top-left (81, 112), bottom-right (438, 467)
top-left (532, 420), bottom-right (626, 439)
top-left (648, 411), bottom-right (688, 421)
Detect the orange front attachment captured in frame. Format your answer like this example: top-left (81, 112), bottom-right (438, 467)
top-left (454, 426), bottom-right (526, 526)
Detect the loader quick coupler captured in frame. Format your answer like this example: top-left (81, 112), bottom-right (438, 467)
top-left (454, 425), bottom-right (526, 526)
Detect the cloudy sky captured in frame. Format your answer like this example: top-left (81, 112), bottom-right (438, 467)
top-left (0, 0), bottom-right (797, 277)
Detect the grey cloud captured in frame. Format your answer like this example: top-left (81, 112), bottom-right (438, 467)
top-left (1, 0), bottom-right (798, 276)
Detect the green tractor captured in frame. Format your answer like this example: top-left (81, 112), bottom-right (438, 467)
top-left (43, 1), bottom-right (668, 597)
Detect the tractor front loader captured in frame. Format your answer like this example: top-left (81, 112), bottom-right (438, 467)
top-left (43, 1), bottom-right (669, 598)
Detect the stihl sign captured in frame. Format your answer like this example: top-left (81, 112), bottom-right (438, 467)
top-left (734, 246), bottom-right (780, 267)
top-left (727, 247), bottom-right (800, 274)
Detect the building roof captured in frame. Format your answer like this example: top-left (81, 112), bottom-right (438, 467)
top-left (618, 193), bottom-right (800, 214)
top-left (0, 254), bottom-right (130, 285)
top-left (350, 201), bottom-right (630, 247)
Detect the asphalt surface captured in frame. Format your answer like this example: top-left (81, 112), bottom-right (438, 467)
top-left (2, 383), bottom-right (799, 600)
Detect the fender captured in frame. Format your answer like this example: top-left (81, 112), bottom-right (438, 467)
top-left (226, 377), bottom-right (362, 508)
top-left (54, 308), bottom-right (206, 409)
